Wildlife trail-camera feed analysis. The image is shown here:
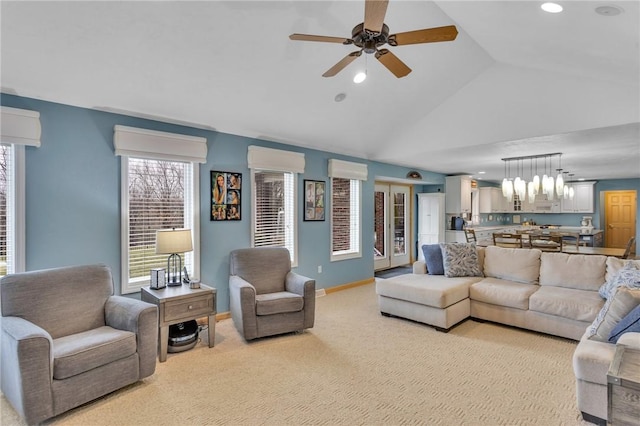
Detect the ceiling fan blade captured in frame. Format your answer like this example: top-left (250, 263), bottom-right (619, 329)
top-left (389, 25), bottom-right (458, 46)
top-left (289, 34), bottom-right (353, 45)
top-left (364, 0), bottom-right (389, 33)
top-left (322, 51), bottom-right (362, 77)
top-left (375, 49), bottom-right (411, 78)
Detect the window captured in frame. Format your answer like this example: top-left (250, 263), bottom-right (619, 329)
top-left (252, 170), bottom-right (296, 259)
top-left (0, 107), bottom-right (37, 277)
top-left (0, 144), bottom-right (23, 277)
top-left (122, 157), bottom-right (197, 292)
top-left (328, 159), bottom-right (367, 262)
top-left (115, 125), bottom-right (206, 293)
top-left (248, 146), bottom-right (305, 266)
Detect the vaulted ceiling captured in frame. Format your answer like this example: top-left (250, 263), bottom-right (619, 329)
top-left (2, 1), bottom-right (638, 183)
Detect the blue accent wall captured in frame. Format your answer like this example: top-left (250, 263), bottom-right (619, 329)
top-left (1, 94), bottom-right (442, 311)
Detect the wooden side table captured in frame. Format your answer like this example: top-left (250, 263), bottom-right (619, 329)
top-left (607, 345), bottom-right (640, 425)
top-left (141, 284), bottom-right (217, 362)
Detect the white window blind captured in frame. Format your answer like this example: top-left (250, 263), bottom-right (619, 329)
top-left (123, 157), bottom-right (195, 292)
top-left (331, 177), bottom-right (362, 260)
top-left (0, 145), bottom-right (14, 277)
top-left (247, 145), bottom-right (302, 266)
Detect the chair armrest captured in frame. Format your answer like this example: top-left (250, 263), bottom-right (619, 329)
top-left (229, 275), bottom-right (258, 340)
top-left (413, 261), bottom-right (426, 274)
top-left (1, 316), bottom-right (54, 424)
top-left (285, 272), bottom-right (315, 329)
top-left (105, 296), bottom-right (158, 378)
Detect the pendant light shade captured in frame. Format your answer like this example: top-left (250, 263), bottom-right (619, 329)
top-left (527, 181), bottom-right (536, 203)
top-left (501, 153), bottom-right (566, 203)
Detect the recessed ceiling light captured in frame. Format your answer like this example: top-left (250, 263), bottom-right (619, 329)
top-left (353, 72), bottom-right (367, 84)
top-left (478, 171), bottom-right (486, 174)
top-left (595, 5), bottom-right (624, 16)
top-left (334, 93), bottom-right (346, 102)
top-left (541, 2), bottom-right (563, 13)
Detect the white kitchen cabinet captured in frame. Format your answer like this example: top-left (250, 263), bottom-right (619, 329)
top-left (417, 193), bottom-right (445, 260)
top-left (561, 182), bottom-right (595, 213)
top-left (532, 193), bottom-right (561, 213)
top-left (445, 176), bottom-right (472, 214)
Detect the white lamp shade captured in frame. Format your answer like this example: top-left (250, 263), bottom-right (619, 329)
top-left (555, 173), bottom-right (564, 197)
top-left (533, 175), bottom-right (540, 195)
top-left (527, 181), bottom-right (536, 203)
top-left (155, 229), bottom-right (193, 254)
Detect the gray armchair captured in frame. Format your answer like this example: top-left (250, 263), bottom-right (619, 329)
top-left (0, 264), bottom-right (158, 424)
top-left (229, 248), bottom-right (315, 340)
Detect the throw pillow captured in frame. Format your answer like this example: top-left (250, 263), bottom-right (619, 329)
top-left (421, 244), bottom-right (444, 275)
top-left (587, 287), bottom-right (640, 342)
top-left (608, 304), bottom-right (640, 344)
top-left (598, 262), bottom-right (640, 299)
top-left (439, 243), bottom-right (483, 278)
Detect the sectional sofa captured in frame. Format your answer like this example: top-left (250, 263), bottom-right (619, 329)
top-left (376, 245), bottom-right (640, 425)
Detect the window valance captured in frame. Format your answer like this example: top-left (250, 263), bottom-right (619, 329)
top-left (247, 145), bottom-right (305, 173)
top-left (113, 125), bottom-right (207, 163)
top-left (1, 106), bottom-right (41, 147)
top-left (328, 159), bottom-right (368, 181)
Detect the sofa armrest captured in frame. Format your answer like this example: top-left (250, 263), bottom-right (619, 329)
top-left (617, 332), bottom-right (640, 349)
top-left (105, 296), bottom-right (158, 378)
top-left (229, 275), bottom-right (258, 340)
top-left (413, 261), bottom-right (427, 275)
top-left (1, 316), bottom-right (54, 424)
top-left (286, 272), bottom-right (315, 329)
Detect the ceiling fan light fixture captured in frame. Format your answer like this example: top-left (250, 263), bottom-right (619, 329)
top-left (353, 72), bottom-right (367, 83)
top-left (541, 2), bottom-right (563, 13)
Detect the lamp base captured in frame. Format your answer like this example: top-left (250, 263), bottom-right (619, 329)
top-left (167, 281), bottom-right (182, 287)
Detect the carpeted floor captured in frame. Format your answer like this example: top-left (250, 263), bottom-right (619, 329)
top-left (1, 282), bottom-right (593, 425)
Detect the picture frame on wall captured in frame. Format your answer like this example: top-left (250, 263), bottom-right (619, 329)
top-left (211, 171), bottom-right (241, 221)
top-left (304, 180), bottom-right (325, 221)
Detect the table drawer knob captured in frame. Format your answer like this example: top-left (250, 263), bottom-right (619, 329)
top-left (188, 305), bottom-right (193, 310)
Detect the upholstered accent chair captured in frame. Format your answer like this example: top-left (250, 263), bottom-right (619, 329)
top-left (229, 247), bottom-right (315, 340)
top-left (1, 264), bottom-right (158, 424)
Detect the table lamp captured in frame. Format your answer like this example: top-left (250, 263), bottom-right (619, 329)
top-left (155, 228), bottom-right (193, 286)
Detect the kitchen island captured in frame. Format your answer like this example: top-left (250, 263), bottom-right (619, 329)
top-left (464, 225), bottom-right (604, 247)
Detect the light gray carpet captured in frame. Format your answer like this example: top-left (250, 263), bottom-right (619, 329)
top-left (1, 282), bottom-right (593, 425)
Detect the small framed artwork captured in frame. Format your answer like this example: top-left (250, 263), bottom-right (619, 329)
top-left (211, 171), bottom-right (242, 221)
top-left (304, 180), bottom-right (325, 221)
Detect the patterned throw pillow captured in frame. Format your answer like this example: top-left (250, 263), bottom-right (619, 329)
top-left (421, 244), bottom-right (444, 275)
top-left (609, 304), bottom-right (640, 343)
top-left (439, 243), bottom-right (483, 278)
top-left (587, 287), bottom-right (640, 342)
top-left (598, 262), bottom-right (640, 299)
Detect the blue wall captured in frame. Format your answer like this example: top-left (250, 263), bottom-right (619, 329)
top-left (1, 94), bottom-right (442, 311)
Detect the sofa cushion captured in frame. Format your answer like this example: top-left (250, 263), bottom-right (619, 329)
top-left (422, 244), bottom-right (444, 275)
top-left (609, 304), bottom-right (640, 343)
top-left (529, 286), bottom-right (603, 322)
top-left (255, 291), bottom-right (304, 315)
top-left (599, 262), bottom-right (640, 299)
top-left (440, 243), bottom-right (483, 278)
top-left (470, 278), bottom-right (539, 310)
top-left (605, 257), bottom-right (640, 284)
top-left (483, 246), bottom-right (541, 285)
top-left (587, 287), bottom-right (640, 342)
top-left (53, 326), bottom-right (137, 380)
top-left (539, 252), bottom-right (606, 291)
top-left (376, 274), bottom-right (481, 308)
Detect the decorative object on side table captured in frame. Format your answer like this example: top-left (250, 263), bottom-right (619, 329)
top-left (150, 267), bottom-right (167, 289)
top-left (155, 228), bottom-right (193, 286)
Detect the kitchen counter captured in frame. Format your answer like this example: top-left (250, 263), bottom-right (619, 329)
top-left (466, 226), bottom-right (604, 247)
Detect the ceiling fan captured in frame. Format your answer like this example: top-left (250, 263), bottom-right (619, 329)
top-left (289, 0), bottom-right (458, 78)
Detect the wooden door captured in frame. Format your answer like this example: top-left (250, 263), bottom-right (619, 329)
top-left (604, 190), bottom-right (637, 251)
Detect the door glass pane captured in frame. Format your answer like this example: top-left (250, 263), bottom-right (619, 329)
top-left (374, 190), bottom-right (385, 258)
top-left (393, 192), bottom-right (406, 255)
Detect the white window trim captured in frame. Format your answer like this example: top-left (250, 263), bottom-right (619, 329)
top-left (2, 145), bottom-right (26, 274)
top-left (120, 157), bottom-right (200, 294)
top-left (250, 169), bottom-right (299, 267)
top-left (328, 159), bottom-right (367, 262)
top-left (330, 178), bottom-right (362, 262)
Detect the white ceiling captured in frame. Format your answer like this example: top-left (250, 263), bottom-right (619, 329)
top-left (2, 0), bottom-right (639, 184)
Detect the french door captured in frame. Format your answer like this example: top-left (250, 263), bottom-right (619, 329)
top-left (374, 183), bottom-right (411, 270)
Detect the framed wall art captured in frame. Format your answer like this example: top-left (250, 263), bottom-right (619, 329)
top-left (304, 179), bottom-right (325, 221)
top-left (211, 171), bottom-right (242, 221)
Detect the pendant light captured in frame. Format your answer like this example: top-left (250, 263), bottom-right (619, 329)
top-left (555, 154), bottom-right (564, 198)
top-left (533, 157), bottom-right (540, 195)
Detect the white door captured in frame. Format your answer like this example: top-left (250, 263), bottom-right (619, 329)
top-left (374, 183), bottom-right (411, 270)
